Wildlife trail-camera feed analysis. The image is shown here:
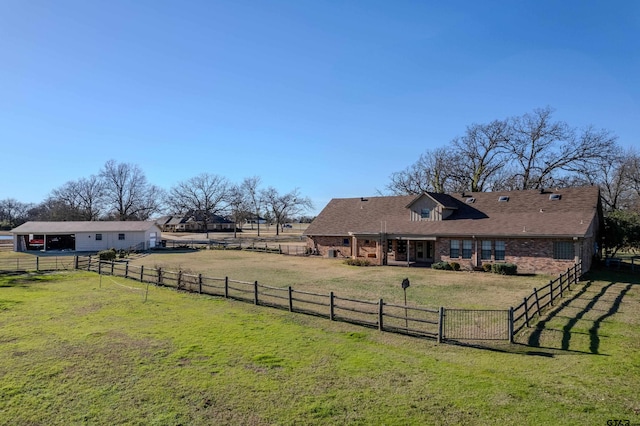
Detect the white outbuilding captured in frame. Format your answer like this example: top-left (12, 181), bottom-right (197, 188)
top-left (10, 221), bottom-right (162, 252)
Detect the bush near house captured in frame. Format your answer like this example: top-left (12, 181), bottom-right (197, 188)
top-left (492, 263), bottom-right (518, 275)
top-left (431, 261), bottom-right (453, 270)
top-left (98, 248), bottom-right (117, 261)
top-left (344, 258), bottom-right (372, 266)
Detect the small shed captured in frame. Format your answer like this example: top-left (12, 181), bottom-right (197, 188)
top-left (10, 221), bottom-right (162, 252)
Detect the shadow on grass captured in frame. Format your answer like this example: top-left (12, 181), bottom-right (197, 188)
top-left (443, 269), bottom-right (639, 356)
top-left (524, 269), bottom-right (639, 355)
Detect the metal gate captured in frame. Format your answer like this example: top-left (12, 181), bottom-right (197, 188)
top-left (442, 309), bottom-right (511, 341)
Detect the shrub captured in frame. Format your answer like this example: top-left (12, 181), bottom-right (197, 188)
top-left (431, 261), bottom-right (452, 270)
top-left (482, 263), bottom-right (493, 272)
top-left (491, 263), bottom-right (517, 275)
top-left (449, 262), bottom-right (461, 271)
top-left (98, 248), bottom-right (117, 261)
top-left (344, 258), bottom-right (371, 266)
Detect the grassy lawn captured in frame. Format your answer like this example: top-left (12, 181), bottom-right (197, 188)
top-left (0, 267), bottom-right (639, 425)
top-left (130, 250), bottom-right (554, 309)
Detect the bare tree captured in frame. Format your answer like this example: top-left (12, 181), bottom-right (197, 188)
top-left (387, 107), bottom-right (621, 197)
top-left (242, 176), bottom-right (263, 236)
top-left (451, 119), bottom-right (510, 192)
top-left (166, 173), bottom-right (229, 237)
top-left (622, 150), bottom-right (640, 211)
top-left (261, 187), bottom-right (313, 235)
top-left (48, 175), bottom-right (105, 220)
top-left (226, 184), bottom-right (249, 238)
top-left (100, 159), bottom-right (162, 220)
top-left (0, 198), bottom-right (32, 228)
top-left (386, 148), bottom-right (459, 195)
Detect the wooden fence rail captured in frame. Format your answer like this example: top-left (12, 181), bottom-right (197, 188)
top-left (1, 255), bottom-right (584, 344)
top-left (511, 262), bottom-right (582, 335)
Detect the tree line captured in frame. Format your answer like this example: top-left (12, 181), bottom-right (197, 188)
top-left (0, 160), bottom-right (313, 236)
top-left (385, 106), bottom-right (640, 254)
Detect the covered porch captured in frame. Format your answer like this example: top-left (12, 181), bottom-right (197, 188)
top-left (348, 233), bottom-right (437, 267)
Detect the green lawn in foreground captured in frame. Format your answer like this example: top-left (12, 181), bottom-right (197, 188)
top-left (0, 270), bottom-right (639, 425)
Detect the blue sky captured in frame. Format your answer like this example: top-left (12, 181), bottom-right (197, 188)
top-left (1, 1), bottom-right (639, 215)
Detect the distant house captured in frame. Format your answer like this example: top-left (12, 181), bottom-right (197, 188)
top-left (10, 221), bottom-right (162, 252)
top-left (156, 211), bottom-right (235, 232)
top-left (303, 187), bottom-right (603, 275)
top-left (244, 215), bottom-right (267, 226)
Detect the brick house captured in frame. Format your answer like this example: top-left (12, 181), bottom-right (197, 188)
top-left (303, 186), bottom-right (603, 275)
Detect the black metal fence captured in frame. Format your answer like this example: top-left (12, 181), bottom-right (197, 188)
top-left (441, 309), bottom-right (512, 341)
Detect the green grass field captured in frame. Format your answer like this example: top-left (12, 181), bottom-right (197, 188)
top-left (130, 250), bottom-right (554, 309)
top-left (1, 265), bottom-right (639, 425)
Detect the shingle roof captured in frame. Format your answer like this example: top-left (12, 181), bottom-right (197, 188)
top-left (11, 221), bottom-right (160, 234)
top-left (304, 186), bottom-right (601, 238)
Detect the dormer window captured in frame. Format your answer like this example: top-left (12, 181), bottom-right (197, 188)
top-left (498, 196), bottom-right (509, 202)
top-left (465, 197), bottom-right (476, 204)
top-left (549, 194), bottom-right (561, 201)
top-left (420, 208), bottom-right (431, 219)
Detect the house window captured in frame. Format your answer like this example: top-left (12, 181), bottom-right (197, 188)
top-left (481, 241), bottom-right (492, 260)
top-left (495, 241), bottom-right (505, 261)
top-left (462, 240), bottom-right (472, 259)
top-left (343, 238), bottom-right (350, 246)
top-left (450, 240), bottom-right (460, 258)
top-left (397, 240), bottom-right (407, 254)
top-left (95, 234), bottom-right (102, 241)
top-left (553, 241), bottom-right (575, 260)
top-left (118, 233), bottom-right (125, 241)
top-left (421, 208), bottom-right (430, 219)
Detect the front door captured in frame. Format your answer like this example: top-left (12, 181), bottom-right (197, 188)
top-left (416, 241), bottom-right (433, 262)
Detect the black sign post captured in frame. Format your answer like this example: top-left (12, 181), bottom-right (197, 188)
top-left (401, 278), bottom-right (410, 330)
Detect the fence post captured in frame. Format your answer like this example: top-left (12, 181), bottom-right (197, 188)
top-left (111, 261), bottom-right (115, 276)
top-left (523, 297), bottom-right (530, 328)
top-left (549, 280), bottom-right (554, 306)
top-left (559, 273), bottom-right (565, 298)
top-left (125, 262), bottom-right (129, 278)
top-left (98, 261), bottom-right (102, 275)
top-left (178, 271), bottom-right (182, 290)
top-left (288, 286), bottom-right (293, 312)
top-left (378, 299), bottom-right (384, 331)
top-left (254, 281), bottom-right (259, 305)
top-left (329, 292), bottom-right (335, 321)
top-left (140, 265), bottom-right (144, 282)
top-left (534, 287), bottom-right (541, 317)
top-left (157, 268), bottom-right (162, 285)
top-left (198, 274), bottom-right (202, 294)
top-left (36, 257), bottom-right (39, 271)
top-left (224, 277), bottom-right (229, 298)
top-left (437, 307), bottom-right (445, 343)
top-left (87, 255), bottom-right (91, 271)
top-left (508, 307), bottom-right (514, 344)
top-left (74, 256), bottom-right (78, 270)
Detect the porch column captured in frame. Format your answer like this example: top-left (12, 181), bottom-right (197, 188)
top-left (351, 235), bottom-right (357, 258)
